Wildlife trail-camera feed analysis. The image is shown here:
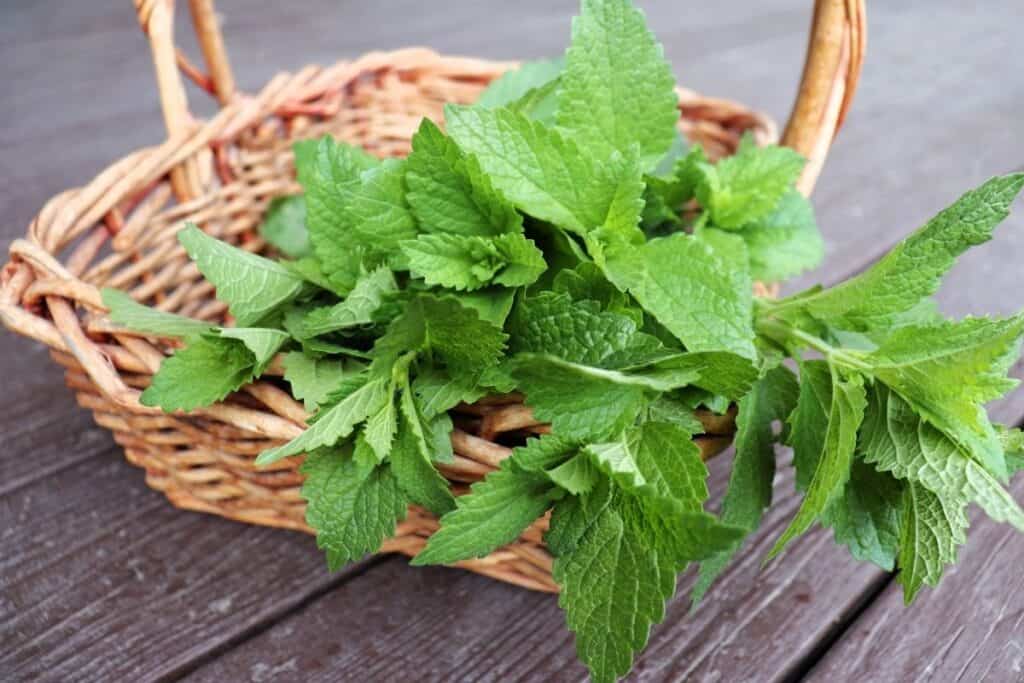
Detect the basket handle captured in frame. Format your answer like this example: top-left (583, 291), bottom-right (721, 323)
top-left (135, 0), bottom-right (864, 196)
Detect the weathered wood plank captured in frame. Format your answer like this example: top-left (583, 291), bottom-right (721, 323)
top-left (0, 453), bottom-right (381, 682)
top-left (804, 476), bottom-right (1024, 683)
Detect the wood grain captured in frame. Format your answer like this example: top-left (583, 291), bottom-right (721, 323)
top-left (804, 477), bottom-right (1024, 683)
top-left (0, 453), bottom-right (382, 681)
top-left (2, 1), bottom-right (1024, 682)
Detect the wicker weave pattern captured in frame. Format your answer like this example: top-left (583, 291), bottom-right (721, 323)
top-left (1, 1), bottom-right (866, 592)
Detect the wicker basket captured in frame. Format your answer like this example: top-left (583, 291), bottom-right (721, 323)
top-left (0, 0), bottom-right (864, 592)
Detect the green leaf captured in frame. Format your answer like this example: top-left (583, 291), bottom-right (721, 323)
top-left (545, 455), bottom-right (601, 495)
top-left (401, 232), bottom-right (546, 291)
top-left (554, 505), bottom-right (675, 683)
top-left (102, 288), bottom-right (214, 338)
top-left (511, 434), bottom-right (583, 473)
top-left (300, 446), bottom-right (407, 571)
top-left (619, 494), bottom-right (746, 568)
top-left (506, 78), bottom-right (561, 124)
top-left (390, 383), bottom-right (457, 515)
top-left (411, 367), bottom-right (486, 418)
top-left (140, 335), bottom-right (259, 412)
top-left (641, 146), bottom-right (706, 231)
top-left (789, 360), bottom-right (834, 491)
top-left (454, 287), bottom-right (517, 327)
top-left (405, 118), bottom-right (522, 237)
top-left (696, 137), bottom-right (805, 229)
top-left (545, 479), bottom-right (614, 556)
top-left (557, 0), bottom-right (678, 169)
top-left (283, 352), bottom-right (348, 412)
top-left (897, 481), bottom-right (968, 603)
top-left (584, 436), bottom-right (647, 492)
top-left (509, 291), bottom-right (670, 370)
top-left (632, 421), bottom-right (709, 508)
top-left (214, 327), bottom-right (289, 371)
top-left (771, 173), bottom-right (1024, 330)
top-left (860, 385), bottom-right (1024, 531)
top-left (511, 355), bottom-right (649, 440)
top-left (445, 105), bottom-right (641, 236)
top-left (604, 232), bottom-right (757, 359)
top-left (412, 462), bottom-right (554, 565)
top-left (303, 137), bottom-right (415, 277)
top-left (769, 369), bottom-right (867, 559)
top-left (821, 457), bottom-right (904, 570)
top-left (256, 375), bottom-right (390, 465)
top-left (371, 295), bottom-right (508, 373)
top-left (694, 366), bottom-right (799, 603)
top-left (864, 315), bottom-right (1024, 480)
top-left (477, 57), bottom-right (564, 108)
top-left (641, 351), bottom-right (760, 401)
top-left (260, 195), bottom-right (310, 259)
top-left (178, 224), bottom-right (305, 326)
top-left (733, 189), bottom-right (823, 281)
top-left (291, 267), bottom-right (397, 338)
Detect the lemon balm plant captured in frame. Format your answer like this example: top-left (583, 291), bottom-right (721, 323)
top-left (7, 1), bottom-right (1024, 681)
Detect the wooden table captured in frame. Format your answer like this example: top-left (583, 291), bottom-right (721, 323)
top-left (3, 1), bottom-right (1024, 681)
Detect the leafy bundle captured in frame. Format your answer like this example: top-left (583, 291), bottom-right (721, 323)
top-left (102, 1), bottom-right (1024, 681)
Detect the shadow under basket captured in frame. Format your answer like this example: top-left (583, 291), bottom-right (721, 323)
top-left (0, 0), bottom-right (864, 592)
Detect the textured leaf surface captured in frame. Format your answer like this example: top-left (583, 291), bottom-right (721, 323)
top-left (509, 292), bottom-right (669, 369)
top-left (736, 189), bottom-right (823, 281)
top-left (554, 506), bottom-right (675, 683)
top-left (897, 481), bottom-right (968, 603)
top-left (557, 0), bottom-right (678, 168)
top-left (413, 463), bottom-right (553, 565)
top-left (372, 295), bottom-right (508, 372)
top-left (389, 384), bottom-right (456, 515)
top-left (405, 118), bottom-right (522, 237)
top-left (822, 458), bottom-right (904, 570)
top-left (512, 355), bottom-right (649, 440)
top-left (605, 232), bottom-right (757, 358)
top-left (304, 137), bottom-right (415, 276)
top-left (140, 335), bottom-right (258, 412)
top-left (178, 224), bottom-right (304, 326)
top-left (292, 267), bottom-right (397, 338)
top-left (300, 448), bottom-right (407, 571)
top-left (865, 315), bottom-right (1024, 479)
top-left (696, 137), bottom-right (805, 230)
top-left (445, 105), bottom-right (640, 235)
top-left (861, 386), bottom-right (1024, 530)
top-left (477, 57), bottom-right (564, 108)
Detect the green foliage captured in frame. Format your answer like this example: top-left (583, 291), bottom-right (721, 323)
top-left (99, 1), bottom-right (1024, 680)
